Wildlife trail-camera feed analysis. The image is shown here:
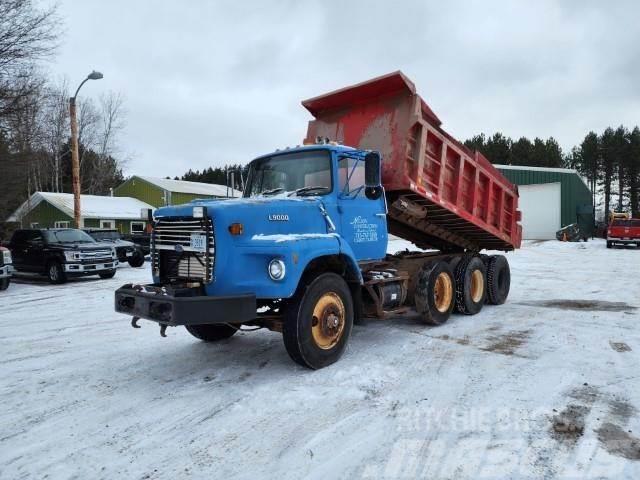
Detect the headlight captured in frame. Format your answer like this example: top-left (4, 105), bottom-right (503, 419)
top-left (268, 259), bottom-right (286, 281)
top-left (112, 248), bottom-right (117, 258)
top-left (64, 251), bottom-right (80, 262)
top-left (193, 206), bottom-right (204, 218)
top-left (2, 250), bottom-right (11, 265)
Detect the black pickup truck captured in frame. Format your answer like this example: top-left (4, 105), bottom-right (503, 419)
top-left (8, 228), bottom-right (118, 284)
top-left (83, 229), bottom-right (145, 267)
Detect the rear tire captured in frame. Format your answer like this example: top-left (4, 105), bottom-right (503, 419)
top-left (185, 324), bottom-right (238, 341)
top-left (0, 277), bottom-right (9, 291)
top-left (98, 270), bottom-right (117, 279)
top-left (47, 260), bottom-right (67, 284)
top-left (283, 273), bottom-right (353, 369)
top-left (486, 255), bottom-right (511, 305)
top-left (454, 255), bottom-right (486, 315)
top-left (414, 261), bottom-right (455, 325)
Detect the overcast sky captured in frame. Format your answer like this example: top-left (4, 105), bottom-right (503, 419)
top-left (48, 0), bottom-right (640, 178)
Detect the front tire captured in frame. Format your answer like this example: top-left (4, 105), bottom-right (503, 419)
top-left (414, 261), bottom-right (456, 325)
top-left (606, 241), bottom-right (612, 249)
top-left (128, 250), bottom-right (145, 268)
top-left (47, 261), bottom-right (67, 284)
top-left (98, 270), bottom-right (117, 279)
top-left (0, 277), bottom-right (9, 291)
top-left (283, 273), bottom-right (353, 369)
top-left (185, 324), bottom-right (237, 341)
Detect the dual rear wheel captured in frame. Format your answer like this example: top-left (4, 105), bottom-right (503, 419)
top-left (415, 254), bottom-right (510, 325)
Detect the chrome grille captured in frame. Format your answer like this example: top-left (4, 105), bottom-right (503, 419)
top-left (80, 249), bottom-right (113, 260)
top-left (152, 217), bottom-right (214, 283)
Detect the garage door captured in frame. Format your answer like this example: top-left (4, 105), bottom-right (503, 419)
top-left (518, 183), bottom-right (561, 240)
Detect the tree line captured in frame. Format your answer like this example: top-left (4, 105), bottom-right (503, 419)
top-left (179, 164), bottom-right (248, 192)
top-left (464, 130), bottom-right (640, 217)
top-left (0, 0), bottom-right (127, 229)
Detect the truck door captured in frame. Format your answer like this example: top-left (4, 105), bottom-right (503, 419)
top-left (337, 156), bottom-right (387, 261)
top-left (24, 231), bottom-right (46, 273)
top-left (9, 230), bottom-right (28, 270)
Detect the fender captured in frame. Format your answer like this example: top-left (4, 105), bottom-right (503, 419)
top-left (206, 234), bottom-right (344, 299)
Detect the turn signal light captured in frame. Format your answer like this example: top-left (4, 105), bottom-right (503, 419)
top-left (228, 223), bottom-right (244, 235)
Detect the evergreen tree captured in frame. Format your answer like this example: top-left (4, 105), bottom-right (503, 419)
top-left (484, 133), bottom-right (511, 164)
top-left (627, 127), bottom-right (640, 216)
top-left (510, 137), bottom-right (533, 166)
top-left (600, 128), bottom-right (616, 217)
top-left (544, 137), bottom-right (563, 168)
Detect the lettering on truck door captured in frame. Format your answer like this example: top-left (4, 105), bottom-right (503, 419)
top-left (337, 156), bottom-right (387, 261)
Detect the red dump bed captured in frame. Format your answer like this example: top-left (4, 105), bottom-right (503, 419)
top-left (302, 71), bottom-right (522, 252)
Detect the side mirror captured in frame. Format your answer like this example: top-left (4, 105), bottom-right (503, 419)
top-left (364, 151), bottom-right (383, 200)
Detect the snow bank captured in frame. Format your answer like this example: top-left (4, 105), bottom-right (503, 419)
top-left (1, 240), bottom-right (639, 479)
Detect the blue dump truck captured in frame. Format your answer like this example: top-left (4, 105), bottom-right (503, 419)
top-left (115, 73), bottom-right (521, 369)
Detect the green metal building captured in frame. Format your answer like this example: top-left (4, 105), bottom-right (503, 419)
top-left (495, 165), bottom-right (593, 239)
top-left (6, 192), bottom-right (154, 234)
top-left (114, 176), bottom-right (241, 208)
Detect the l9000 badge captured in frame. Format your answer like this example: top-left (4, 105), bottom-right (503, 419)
top-left (269, 214), bottom-right (289, 221)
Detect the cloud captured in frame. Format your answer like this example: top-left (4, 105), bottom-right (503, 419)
top-left (49, 0), bottom-right (640, 178)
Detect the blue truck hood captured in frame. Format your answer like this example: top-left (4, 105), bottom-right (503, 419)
top-left (154, 196), bottom-right (331, 242)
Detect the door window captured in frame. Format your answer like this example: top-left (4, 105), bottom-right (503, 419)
top-left (338, 157), bottom-right (366, 196)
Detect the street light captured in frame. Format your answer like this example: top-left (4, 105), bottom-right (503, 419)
top-left (69, 70), bottom-right (103, 228)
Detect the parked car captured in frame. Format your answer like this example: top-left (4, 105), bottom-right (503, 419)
top-left (8, 228), bottom-right (118, 284)
top-left (0, 246), bottom-right (13, 290)
top-left (83, 229), bottom-right (145, 267)
top-left (607, 218), bottom-right (640, 248)
top-left (556, 223), bottom-right (588, 242)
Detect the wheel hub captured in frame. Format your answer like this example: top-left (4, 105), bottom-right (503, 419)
top-left (433, 271), bottom-right (453, 313)
top-left (311, 293), bottom-right (345, 350)
top-left (471, 269), bottom-right (484, 303)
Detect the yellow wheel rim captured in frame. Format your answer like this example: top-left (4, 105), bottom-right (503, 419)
top-left (434, 272), bottom-right (453, 313)
top-left (471, 269), bottom-right (484, 303)
top-left (311, 292), bottom-right (345, 350)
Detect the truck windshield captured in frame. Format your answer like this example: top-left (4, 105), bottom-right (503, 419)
top-left (43, 229), bottom-right (96, 244)
top-left (244, 150), bottom-right (332, 197)
top-left (90, 231), bottom-right (120, 241)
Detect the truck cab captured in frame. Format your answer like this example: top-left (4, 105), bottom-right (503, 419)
top-left (116, 145), bottom-right (388, 368)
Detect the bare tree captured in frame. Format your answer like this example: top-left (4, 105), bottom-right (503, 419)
top-left (40, 78), bottom-right (69, 191)
top-left (0, 0), bottom-right (59, 119)
top-left (85, 91), bottom-right (126, 193)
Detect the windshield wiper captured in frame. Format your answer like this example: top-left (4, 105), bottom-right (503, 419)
top-left (290, 186), bottom-right (330, 196)
top-left (260, 188), bottom-right (284, 196)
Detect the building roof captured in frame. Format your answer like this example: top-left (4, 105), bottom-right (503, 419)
top-left (6, 192), bottom-right (154, 222)
top-left (494, 164), bottom-right (579, 174)
top-left (136, 176), bottom-right (242, 197)
top-left (494, 164), bottom-right (590, 191)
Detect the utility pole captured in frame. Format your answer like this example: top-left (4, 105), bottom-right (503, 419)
top-left (69, 70), bottom-right (103, 227)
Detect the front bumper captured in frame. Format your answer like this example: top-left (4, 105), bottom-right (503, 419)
top-left (65, 260), bottom-right (118, 274)
top-left (116, 247), bottom-right (136, 261)
top-left (115, 284), bottom-right (257, 326)
top-left (0, 265), bottom-right (13, 279)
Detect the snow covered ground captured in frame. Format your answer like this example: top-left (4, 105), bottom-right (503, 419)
top-left (1, 239), bottom-right (639, 479)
